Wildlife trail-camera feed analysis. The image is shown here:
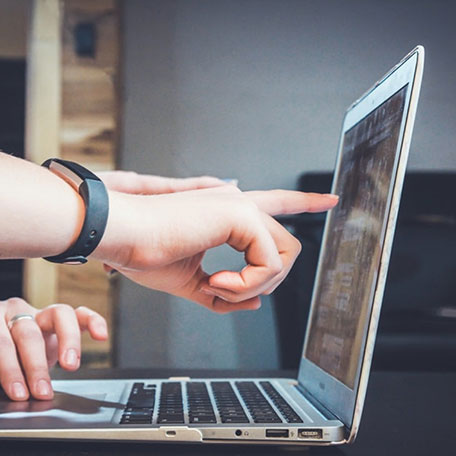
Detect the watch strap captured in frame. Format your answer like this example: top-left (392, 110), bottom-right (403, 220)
top-left (42, 158), bottom-right (109, 264)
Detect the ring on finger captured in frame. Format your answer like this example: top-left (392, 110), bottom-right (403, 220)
top-left (7, 314), bottom-right (35, 331)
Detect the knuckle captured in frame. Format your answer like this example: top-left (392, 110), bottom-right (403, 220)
top-left (75, 305), bottom-right (92, 315)
top-left (59, 303), bottom-right (74, 312)
top-left (243, 197), bottom-right (259, 211)
top-left (268, 259), bottom-right (283, 277)
top-left (293, 237), bottom-right (302, 256)
top-left (52, 303), bottom-right (74, 315)
top-left (5, 297), bottom-right (28, 310)
top-left (75, 305), bottom-right (94, 318)
top-left (236, 199), bottom-right (259, 221)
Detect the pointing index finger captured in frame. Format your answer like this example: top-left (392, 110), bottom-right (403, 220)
top-left (245, 190), bottom-right (339, 216)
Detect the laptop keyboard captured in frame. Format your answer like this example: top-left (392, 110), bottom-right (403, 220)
top-left (187, 382), bottom-right (217, 423)
top-left (157, 382), bottom-right (184, 424)
top-left (259, 381), bottom-right (303, 423)
top-left (120, 380), bottom-right (303, 425)
top-left (212, 381), bottom-right (249, 423)
top-left (235, 381), bottom-right (281, 423)
top-left (120, 382), bottom-right (155, 425)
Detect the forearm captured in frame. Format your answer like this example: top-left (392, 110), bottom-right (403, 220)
top-left (0, 152), bottom-right (137, 265)
top-left (0, 152), bottom-right (85, 259)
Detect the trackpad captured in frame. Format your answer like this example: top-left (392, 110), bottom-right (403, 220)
top-left (0, 387), bottom-right (124, 428)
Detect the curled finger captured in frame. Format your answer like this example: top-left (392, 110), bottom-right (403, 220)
top-left (203, 213), bottom-right (300, 301)
top-left (36, 304), bottom-right (81, 371)
top-left (75, 306), bottom-right (108, 341)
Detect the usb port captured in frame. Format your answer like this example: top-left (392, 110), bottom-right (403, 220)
top-left (298, 429), bottom-right (323, 439)
top-left (266, 429), bottom-right (289, 438)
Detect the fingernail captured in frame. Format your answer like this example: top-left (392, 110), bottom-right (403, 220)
top-left (64, 348), bottom-right (79, 367)
top-left (221, 178), bottom-right (239, 186)
top-left (324, 193), bottom-right (339, 200)
top-left (37, 379), bottom-right (52, 397)
top-left (11, 382), bottom-right (27, 400)
top-left (96, 322), bottom-right (108, 337)
top-left (199, 287), bottom-right (217, 296)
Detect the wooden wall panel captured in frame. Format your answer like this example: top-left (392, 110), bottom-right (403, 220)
top-left (57, 0), bottom-right (121, 365)
top-left (24, 0), bottom-right (61, 310)
top-left (60, 0), bottom-right (120, 171)
top-left (25, 0), bottom-right (121, 367)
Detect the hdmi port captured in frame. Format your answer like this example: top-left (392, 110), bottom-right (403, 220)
top-left (266, 429), bottom-right (289, 438)
top-left (298, 428), bottom-right (323, 439)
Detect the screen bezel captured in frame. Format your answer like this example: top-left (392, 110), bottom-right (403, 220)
top-left (297, 47), bottom-right (424, 433)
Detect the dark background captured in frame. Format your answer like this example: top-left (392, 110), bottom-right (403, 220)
top-left (0, 59), bottom-right (25, 301)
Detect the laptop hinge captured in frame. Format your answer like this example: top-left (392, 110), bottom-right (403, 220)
top-left (295, 383), bottom-right (343, 423)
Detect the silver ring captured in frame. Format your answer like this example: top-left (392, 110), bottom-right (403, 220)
top-left (7, 314), bottom-right (35, 331)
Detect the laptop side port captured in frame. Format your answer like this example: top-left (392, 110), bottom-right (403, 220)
top-left (265, 429), bottom-right (289, 438)
top-left (298, 429), bottom-right (323, 439)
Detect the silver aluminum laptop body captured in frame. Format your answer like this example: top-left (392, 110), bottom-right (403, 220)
top-left (0, 46), bottom-right (424, 446)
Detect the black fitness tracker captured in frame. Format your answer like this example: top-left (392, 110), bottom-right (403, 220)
top-left (41, 158), bottom-right (109, 264)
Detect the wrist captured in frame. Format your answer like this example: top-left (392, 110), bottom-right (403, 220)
top-left (91, 190), bottom-right (136, 267)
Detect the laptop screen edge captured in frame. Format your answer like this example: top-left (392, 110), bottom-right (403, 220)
top-left (296, 46), bottom-right (425, 440)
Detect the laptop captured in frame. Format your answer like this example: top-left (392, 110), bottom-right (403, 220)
top-left (0, 46), bottom-right (424, 446)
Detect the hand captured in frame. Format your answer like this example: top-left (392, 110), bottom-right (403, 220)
top-left (95, 186), bottom-right (338, 313)
top-left (0, 298), bottom-right (108, 401)
top-left (97, 171), bottom-right (235, 276)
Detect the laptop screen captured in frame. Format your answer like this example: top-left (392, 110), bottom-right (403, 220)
top-left (304, 85), bottom-right (407, 389)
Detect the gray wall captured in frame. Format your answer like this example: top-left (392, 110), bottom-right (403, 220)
top-left (117, 0), bottom-right (456, 368)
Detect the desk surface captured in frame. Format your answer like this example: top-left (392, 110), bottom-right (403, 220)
top-left (1, 369), bottom-right (454, 456)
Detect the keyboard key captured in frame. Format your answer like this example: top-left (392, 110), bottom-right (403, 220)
top-left (259, 381), bottom-right (303, 423)
top-left (187, 382), bottom-right (217, 423)
top-left (211, 381), bottom-right (249, 424)
top-left (235, 381), bottom-right (282, 424)
top-left (189, 415), bottom-right (217, 423)
top-left (120, 383), bottom-right (155, 425)
top-left (157, 382), bottom-right (184, 424)
top-left (157, 415), bottom-right (185, 424)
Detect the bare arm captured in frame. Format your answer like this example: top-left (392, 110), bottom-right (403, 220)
top-left (0, 152), bottom-right (85, 259)
top-left (0, 151), bottom-right (339, 312)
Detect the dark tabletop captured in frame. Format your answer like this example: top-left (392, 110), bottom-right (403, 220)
top-left (0, 369), bottom-right (454, 456)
